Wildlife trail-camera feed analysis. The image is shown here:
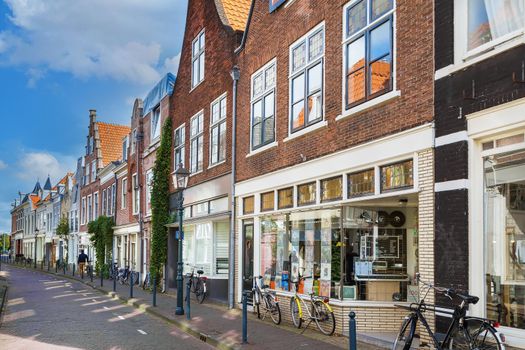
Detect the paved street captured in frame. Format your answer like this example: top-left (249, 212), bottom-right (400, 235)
top-left (0, 265), bottom-right (213, 350)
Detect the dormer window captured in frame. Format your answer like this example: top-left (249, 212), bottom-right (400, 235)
top-left (151, 105), bottom-right (161, 142)
top-left (122, 136), bottom-right (129, 161)
top-left (192, 30), bottom-right (205, 88)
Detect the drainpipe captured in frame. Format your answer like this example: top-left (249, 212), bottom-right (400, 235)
top-left (229, 66), bottom-right (240, 309)
top-left (113, 171), bottom-right (118, 266)
top-left (136, 128), bottom-right (144, 281)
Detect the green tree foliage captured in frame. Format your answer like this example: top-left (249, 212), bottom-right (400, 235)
top-left (56, 217), bottom-right (70, 239)
top-left (150, 117), bottom-right (173, 283)
top-left (88, 216), bottom-right (114, 275)
top-left (0, 233), bottom-right (10, 252)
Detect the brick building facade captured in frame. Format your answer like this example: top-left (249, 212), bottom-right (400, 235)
top-left (166, 0), bottom-right (250, 301)
top-left (233, 0), bottom-right (434, 334)
top-left (434, 1), bottom-right (525, 346)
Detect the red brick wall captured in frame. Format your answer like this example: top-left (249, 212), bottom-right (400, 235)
top-left (235, 0), bottom-right (434, 182)
top-left (168, 0), bottom-right (240, 192)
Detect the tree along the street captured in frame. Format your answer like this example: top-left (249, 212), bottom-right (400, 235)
top-left (88, 216), bottom-right (114, 276)
top-left (150, 117), bottom-right (173, 285)
top-left (56, 217), bottom-right (70, 262)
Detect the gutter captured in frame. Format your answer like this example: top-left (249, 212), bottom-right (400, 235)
top-left (234, 0), bottom-right (255, 54)
top-left (228, 66), bottom-right (240, 309)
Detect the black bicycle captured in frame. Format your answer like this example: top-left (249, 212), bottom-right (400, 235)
top-left (185, 265), bottom-right (207, 304)
top-left (252, 275), bottom-right (281, 325)
top-left (393, 273), bottom-right (505, 350)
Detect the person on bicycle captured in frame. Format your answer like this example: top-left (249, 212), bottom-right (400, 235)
top-left (77, 250), bottom-right (89, 276)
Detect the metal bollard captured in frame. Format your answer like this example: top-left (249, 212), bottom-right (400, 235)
top-left (130, 273), bottom-right (134, 298)
top-left (55, 262), bottom-right (58, 273)
top-left (113, 273), bottom-right (117, 292)
top-left (348, 312), bottom-right (357, 350)
top-left (242, 290), bottom-right (249, 344)
top-left (63, 263), bottom-right (66, 275)
top-left (152, 277), bottom-right (157, 307)
top-left (186, 279), bottom-right (191, 320)
top-left (100, 269), bottom-right (104, 287)
top-left (47, 261), bottom-right (50, 272)
top-left (41, 260), bottom-right (44, 270)
top-left (90, 266), bottom-right (93, 283)
top-left (73, 264), bottom-right (76, 277)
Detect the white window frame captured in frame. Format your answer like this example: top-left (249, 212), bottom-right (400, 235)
top-left (93, 191), bottom-right (99, 219)
top-left (191, 29), bottom-right (205, 89)
top-left (151, 105), bottom-right (161, 143)
top-left (132, 173), bottom-right (139, 215)
top-left (288, 22), bottom-right (325, 135)
top-left (146, 169), bottom-right (153, 216)
top-left (121, 178), bottom-right (127, 210)
top-left (131, 129), bottom-right (137, 154)
top-left (250, 58), bottom-right (277, 151)
top-left (174, 123), bottom-right (186, 169)
top-left (87, 194), bottom-right (92, 223)
top-left (91, 160), bottom-right (97, 183)
top-left (102, 189), bottom-right (107, 216)
top-left (111, 183), bottom-right (116, 215)
top-left (189, 110), bottom-right (204, 174)
top-left (122, 136), bottom-right (129, 161)
top-left (209, 93), bottom-right (227, 166)
top-left (342, 0), bottom-right (395, 111)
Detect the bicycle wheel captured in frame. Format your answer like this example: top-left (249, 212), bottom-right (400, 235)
top-left (393, 315), bottom-right (417, 350)
top-left (449, 318), bottom-right (503, 350)
top-left (290, 297), bottom-right (302, 328)
top-left (253, 289), bottom-right (261, 319)
top-left (313, 300), bottom-right (335, 336)
top-left (265, 294), bottom-right (281, 325)
top-left (195, 279), bottom-right (206, 304)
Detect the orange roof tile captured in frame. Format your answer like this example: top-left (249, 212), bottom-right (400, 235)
top-left (216, 0), bottom-right (251, 31)
top-left (30, 195), bottom-right (40, 205)
top-left (97, 122), bottom-right (130, 167)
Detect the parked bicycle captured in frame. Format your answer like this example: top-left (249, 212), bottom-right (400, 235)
top-left (252, 275), bottom-right (281, 325)
top-left (109, 262), bottom-right (119, 280)
top-left (290, 275), bottom-right (335, 336)
top-left (185, 264), bottom-right (207, 304)
top-left (393, 273), bottom-right (505, 350)
top-left (117, 266), bottom-right (139, 285)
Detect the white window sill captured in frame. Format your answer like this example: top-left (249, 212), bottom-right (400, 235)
top-left (208, 160), bottom-right (226, 170)
top-left (189, 79), bottom-right (205, 93)
top-left (336, 90), bottom-right (401, 122)
top-left (283, 120), bottom-right (328, 143)
top-left (189, 170), bottom-right (203, 178)
top-left (246, 142), bottom-right (278, 158)
top-left (435, 34), bottom-right (525, 80)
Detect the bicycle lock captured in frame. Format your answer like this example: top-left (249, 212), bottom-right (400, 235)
top-left (152, 277), bottom-right (157, 307)
top-left (186, 279), bottom-right (191, 320)
top-left (130, 273), bottom-right (134, 298)
top-left (242, 290), bottom-right (249, 344)
top-left (348, 312), bottom-right (357, 350)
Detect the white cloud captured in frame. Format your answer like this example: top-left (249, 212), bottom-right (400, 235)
top-left (26, 67), bottom-right (45, 88)
top-left (0, 160), bottom-right (7, 170)
top-left (16, 151), bottom-right (75, 183)
top-left (1, 0), bottom-right (185, 85)
top-left (163, 53), bottom-right (181, 75)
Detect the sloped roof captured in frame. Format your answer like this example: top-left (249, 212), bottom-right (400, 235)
top-left (32, 181), bottom-right (42, 194)
top-left (216, 0), bottom-right (251, 31)
top-left (30, 195), bottom-right (40, 206)
top-left (43, 176), bottom-right (52, 191)
top-left (97, 122), bottom-right (131, 166)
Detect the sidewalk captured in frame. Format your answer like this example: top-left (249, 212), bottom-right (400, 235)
top-left (6, 262), bottom-right (390, 350)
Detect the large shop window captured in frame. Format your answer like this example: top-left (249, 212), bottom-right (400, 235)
top-left (182, 221), bottom-right (229, 277)
top-left (290, 26), bottom-right (324, 133)
top-left (251, 61), bottom-right (276, 150)
top-left (467, 0), bottom-right (524, 52)
top-left (484, 149), bottom-right (525, 330)
top-left (260, 207), bottom-right (417, 302)
top-left (344, 0), bottom-right (393, 108)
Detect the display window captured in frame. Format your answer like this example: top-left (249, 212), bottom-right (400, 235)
top-left (484, 148), bottom-right (525, 330)
top-left (259, 206), bottom-right (417, 302)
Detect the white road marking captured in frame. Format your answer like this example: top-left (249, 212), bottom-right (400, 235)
top-left (118, 316), bottom-right (125, 320)
top-left (103, 306), bottom-right (109, 310)
top-left (137, 330), bottom-right (147, 335)
top-left (92, 299), bottom-right (97, 302)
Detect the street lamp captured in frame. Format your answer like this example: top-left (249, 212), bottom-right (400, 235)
top-left (172, 163), bottom-right (190, 316)
top-left (34, 228), bottom-right (39, 268)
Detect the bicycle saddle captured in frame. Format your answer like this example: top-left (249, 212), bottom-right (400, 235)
top-left (197, 269), bottom-right (204, 275)
top-left (457, 292), bottom-right (479, 305)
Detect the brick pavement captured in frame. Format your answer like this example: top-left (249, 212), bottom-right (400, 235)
top-left (6, 262), bottom-right (389, 350)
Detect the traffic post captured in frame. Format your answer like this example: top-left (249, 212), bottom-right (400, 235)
top-left (349, 312), bottom-right (357, 350)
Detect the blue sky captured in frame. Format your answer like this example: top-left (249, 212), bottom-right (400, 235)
top-left (0, 0), bottom-right (188, 232)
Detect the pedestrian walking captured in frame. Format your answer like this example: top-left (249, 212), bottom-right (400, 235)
top-left (77, 250), bottom-right (89, 276)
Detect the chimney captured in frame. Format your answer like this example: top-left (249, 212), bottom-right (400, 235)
top-left (89, 109), bottom-right (97, 124)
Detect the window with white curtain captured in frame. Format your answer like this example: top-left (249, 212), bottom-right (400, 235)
top-left (192, 30), bottom-right (205, 88)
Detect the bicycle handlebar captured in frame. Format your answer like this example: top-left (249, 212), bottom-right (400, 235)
top-left (416, 273), bottom-right (454, 300)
